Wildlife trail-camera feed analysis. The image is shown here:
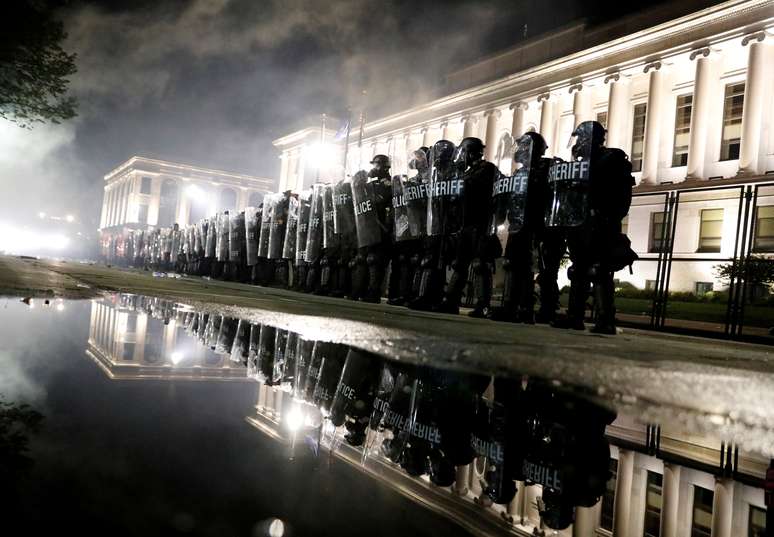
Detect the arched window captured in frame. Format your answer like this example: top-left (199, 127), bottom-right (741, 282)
top-left (158, 179), bottom-right (178, 227)
top-left (248, 191), bottom-right (264, 208)
top-left (219, 187), bottom-right (237, 212)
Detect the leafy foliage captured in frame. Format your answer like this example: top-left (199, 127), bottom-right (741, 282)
top-left (714, 255), bottom-right (774, 287)
top-left (0, 1), bottom-right (78, 127)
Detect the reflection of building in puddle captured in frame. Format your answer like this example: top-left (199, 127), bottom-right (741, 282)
top-left (86, 295), bottom-right (248, 381)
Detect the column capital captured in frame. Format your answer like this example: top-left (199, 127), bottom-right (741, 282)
top-left (460, 114), bottom-right (478, 124)
top-left (568, 83), bottom-right (583, 94)
top-left (604, 72), bottom-right (621, 84)
top-left (689, 47), bottom-right (711, 61)
top-left (438, 120), bottom-right (448, 129)
top-left (537, 92), bottom-right (551, 103)
top-left (509, 101), bottom-right (528, 111)
top-left (742, 31), bottom-right (767, 46)
top-left (418, 125), bottom-right (429, 134)
top-left (483, 109), bottom-right (501, 119)
top-left (643, 61), bottom-right (662, 74)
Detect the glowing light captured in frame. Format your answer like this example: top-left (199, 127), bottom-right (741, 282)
top-left (268, 518), bottom-right (285, 537)
top-left (185, 184), bottom-right (207, 203)
top-left (65, 214), bottom-right (75, 223)
top-left (56, 303), bottom-right (65, 312)
top-left (0, 223), bottom-right (70, 255)
top-left (306, 142), bottom-right (337, 170)
top-left (38, 212), bottom-right (46, 219)
top-left (170, 351), bottom-right (184, 365)
top-left (286, 406), bottom-right (304, 432)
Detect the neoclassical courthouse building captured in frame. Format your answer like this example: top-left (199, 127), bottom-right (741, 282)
top-left (98, 156), bottom-right (273, 238)
top-left (274, 0), bottom-right (774, 294)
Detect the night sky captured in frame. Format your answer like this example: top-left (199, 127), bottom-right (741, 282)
top-left (1, 0), bottom-right (724, 230)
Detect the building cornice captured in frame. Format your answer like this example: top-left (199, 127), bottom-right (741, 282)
top-left (104, 156), bottom-right (273, 188)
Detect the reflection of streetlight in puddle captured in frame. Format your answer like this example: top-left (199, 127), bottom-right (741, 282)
top-left (286, 406), bottom-right (304, 432)
top-left (170, 351), bottom-right (184, 365)
top-left (56, 303), bottom-right (65, 312)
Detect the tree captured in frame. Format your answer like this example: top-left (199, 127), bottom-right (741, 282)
top-left (0, 1), bottom-right (78, 127)
top-left (714, 255), bottom-right (774, 302)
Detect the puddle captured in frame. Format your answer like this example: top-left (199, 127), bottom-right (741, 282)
top-left (1, 293), bottom-right (770, 536)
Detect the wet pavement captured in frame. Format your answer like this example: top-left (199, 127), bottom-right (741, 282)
top-left (2, 293), bottom-right (771, 536)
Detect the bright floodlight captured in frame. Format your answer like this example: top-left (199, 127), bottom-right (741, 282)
top-left (185, 184), bottom-right (206, 202)
top-left (286, 406), bottom-right (304, 432)
top-left (65, 214), bottom-right (75, 223)
top-left (170, 351), bottom-right (184, 365)
top-left (38, 212), bottom-right (46, 219)
top-left (56, 303), bottom-right (65, 312)
top-left (307, 142), bottom-right (336, 169)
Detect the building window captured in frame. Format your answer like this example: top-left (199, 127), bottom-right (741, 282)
top-left (645, 279), bottom-right (657, 291)
top-left (631, 103), bottom-right (647, 172)
top-left (600, 458), bottom-right (618, 531)
top-left (691, 486), bottom-right (714, 537)
top-left (695, 282), bottom-right (714, 295)
top-left (621, 215), bottom-right (629, 236)
top-left (698, 208), bottom-right (723, 253)
top-left (753, 206), bottom-right (774, 253)
top-left (596, 111), bottom-right (608, 130)
top-left (643, 471), bottom-right (663, 537)
top-left (749, 505), bottom-right (766, 536)
top-left (137, 203), bottom-right (149, 225)
top-left (158, 179), bottom-right (178, 228)
top-left (649, 212), bottom-right (666, 253)
top-left (140, 176), bottom-right (152, 195)
top-left (720, 82), bottom-right (745, 161)
top-left (672, 94), bottom-right (693, 167)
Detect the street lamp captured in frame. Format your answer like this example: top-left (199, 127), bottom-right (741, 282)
top-left (65, 214), bottom-right (75, 223)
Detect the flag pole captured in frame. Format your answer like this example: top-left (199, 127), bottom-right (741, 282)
top-left (316, 113), bottom-right (326, 183)
top-left (342, 106), bottom-right (352, 178)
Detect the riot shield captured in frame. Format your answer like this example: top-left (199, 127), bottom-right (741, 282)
top-left (329, 349), bottom-right (383, 434)
top-left (280, 331), bottom-right (298, 392)
top-left (245, 207), bottom-right (259, 266)
top-left (304, 184), bottom-right (324, 262)
top-left (322, 184), bottom-right (338, 251)
top-left (392, 169), bottom-right (429, 242)
top-left (247, 323), bottom-right (260, 378)
top-left (426, 141), bottom-right (464, 237)
top-left (311, 343), bottom-right (347, 415)
top-left (332, 180), bottom-right (356, 249)
top-left (293, 337), bottom-right (315, 400)
top-left (215, 317), bottom-right (237, 355)
top-left (282, 196), bottom-right (299, 260)
top-left (302, 340), bottom-right (327, 403)
top-left (351, 171), bottom-right (382, 248)
top-left (230, 319), bottom-right (250, 365)
top-left (204, 219), bottom-right (216, 258)
top-left (257, 325), bottom-right (276, 384)
top-left (269, 193), bottom-right (289, 259)
top-left (272, 329), bottom-right (289, 389)
top-left (229, 212), bottom-right (245, 262)
top-left (216, 213), bottom-right (229, 262)
top-left (257, 196), bottom-right (274, 258)
top-left (490, 134), bottom-right (533, 236)
top-left (545, 129), bottom-right (592, 228)
top-left (295, 190), bottom-right (313, 263)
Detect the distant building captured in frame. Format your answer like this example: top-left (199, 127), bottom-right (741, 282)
top-left (98, 156), bottom-right (274, 235)
top-left (273, 0), bottom-right (774, 293)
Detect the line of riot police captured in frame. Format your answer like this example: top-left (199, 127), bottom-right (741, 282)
top-left (123, 293), bottom-right (618, 532)
top-left (105, 119), bottom-right (635, 334)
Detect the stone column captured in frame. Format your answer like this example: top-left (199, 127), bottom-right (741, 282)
top-left (660, 463), bottom-right (681, 537)
top-left (710, 478), bottom-right (734, 537)
top-left (453, 465), bottom-right (469, 495)
top-left (613, 449), bottom-right (635, 537)
top-left (538, 94), bottom-right (554, 154)
top-left (440, 121), bottom-right (449, 141)
top-left (273, 389), bottom-right (283, 419)
top-left (462, 114), bottom-right (477, 139)
top-left (571, 83), bottom-right (593, 125)
top-left (605, 73), bottom-right (630, 149)
top-left (483, 109), bottom-right (501, 162)
top-left (573, 506), bottom-right (597, 537)
top-left (641, 62), bottom-right (665, 185)
top-left (738, 33), bottom-right (769, 175)
top-left (421, 126), bottom-right (431, 148)
top-left (278, 153), bottom-right (290, 192)
top-left (510, 101), bottom-right (528, 138)
top-left (686, 48), bottom-right (716, 180)
top-left (524, 484), bottom-right (542, 527)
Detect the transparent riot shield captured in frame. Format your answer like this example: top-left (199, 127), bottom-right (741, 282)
top-left (545, 128), bottom-right (592, 228)
top-left (329, 349), bottom-right (383, 449)
top-left (229, 319), bottom-right (250, 365)
top-left (312, 343), bottom-right (347, 415)
top-left (204, 219), bottom-right (216, 258)
top-left (490, 134), bottom-right (533, 236)
top-left (332, 180), bottom-right (356, 250)
top-left (351, 170), bottom-right (382, 248)
top-left (272, 329), bottom-right (289, 388)
top-left (258, 196), bottom-right (274, 258)
top-left (322, 184), bottom-right (338, 251)
top-left (426, 141), bottom-right (464, 237)
top-left (282, 196), bottom-right (299, 260)
top-left (392, 165), bottom-right (429, 242)
top-left (216, 213), bottom-right (229, 262)
top-left (257, 325), bottom-right (276, 384)
top-left (304, 184), bottom-right (324, 263)
top-left (279, 331), bottom-right (298, 392)
top-left (268, 193), bottom-right (289, 260)
top-left (245, 207), bottom-right (259, 266)
top-left (228, 212), bottom-right (245, 262)
top-left (293, 337), bottom-right (315, 400)
top-left (295, 190), bottom-right (313, 263)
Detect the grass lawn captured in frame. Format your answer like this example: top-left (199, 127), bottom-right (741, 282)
top-left (559, 294), bottom-right (774, 328)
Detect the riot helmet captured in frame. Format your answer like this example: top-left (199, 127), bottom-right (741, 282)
top-left (515, 132), bottom-right (548, 165)
top-left (430, 140), bottom-right (456, 169)
top-left (569, 121), bottom-right (605, 160)
top-left (368, 154), bottom-right (391, 179)
top-left (453, 137), bottom-right (485, 169)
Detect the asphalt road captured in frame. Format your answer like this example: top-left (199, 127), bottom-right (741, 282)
top-left (2, 255), bottom-right (774, 457)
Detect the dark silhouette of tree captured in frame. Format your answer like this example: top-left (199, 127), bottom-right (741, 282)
top-left (0, 399), bottom-right (44, 482)
top-left (715, 255), bottom-right (774, 303)
top-left (0, 1), bottom-right (78, 127)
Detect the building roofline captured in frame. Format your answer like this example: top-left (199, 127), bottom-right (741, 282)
top-left (341, 0), bottom-right (771, 140)
top-left (103, 155), bottom-right (274, 185)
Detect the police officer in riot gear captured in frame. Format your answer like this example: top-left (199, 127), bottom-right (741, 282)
top-left (409, 140), bottom-right (456, 311)
top-left (490, 132), bottom-right (552, 323)
top-left (550, 121), bottom-right (635, 334)
top-left (436, 137), bottom-right (499, 316)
